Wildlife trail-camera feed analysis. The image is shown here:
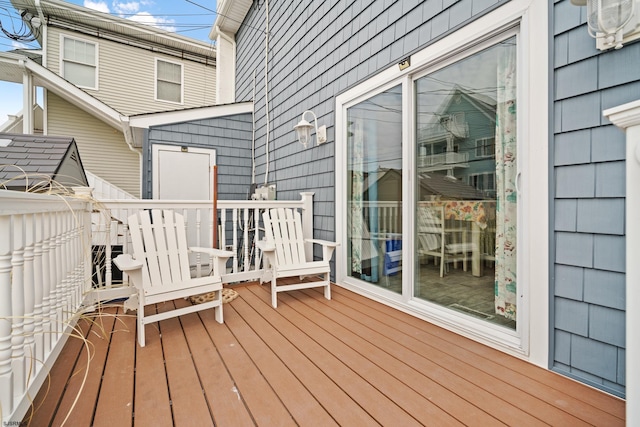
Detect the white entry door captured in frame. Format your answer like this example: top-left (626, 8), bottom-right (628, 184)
top-left (152, 145), bottom-right (216, 200)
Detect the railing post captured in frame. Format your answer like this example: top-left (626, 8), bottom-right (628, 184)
top-left (301, 192), bottom-right (315, 262)
top-left (0, 215), bottom-right (14, 419)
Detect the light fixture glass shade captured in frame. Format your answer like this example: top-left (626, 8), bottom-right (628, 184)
top-left (587, 0), bottom-right (634, 47)
top-left (294, 118), bottom-right (314, 148)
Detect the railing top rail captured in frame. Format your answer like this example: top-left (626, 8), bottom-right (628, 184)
top-left (0, 190), bottom-right (90, 214)
top-left (98, 199), bottom-right (309, 211)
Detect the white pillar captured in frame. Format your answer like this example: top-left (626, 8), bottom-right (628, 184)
top-left (22, 68), bottom-right (33, 134)
top-left (604, 100), bottom-right (640, 426)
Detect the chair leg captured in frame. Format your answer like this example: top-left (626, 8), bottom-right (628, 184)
top-left (214, 290), bottom-right (223, 324)
top-left (138, 298), bottom-right (145, 347)
top-left (271, 277), bottom-right (278, 308)
top-left (324, 273), bottom-right (331, 300)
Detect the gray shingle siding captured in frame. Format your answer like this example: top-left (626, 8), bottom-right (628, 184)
top-left (144, 113), bottom-right (253, 200)
top-left (233, 0), bottom-right (630, 397)
top-left (235, 0), bottom-right (496, 258)
top-left (551, 0), bottom-right (634, 397)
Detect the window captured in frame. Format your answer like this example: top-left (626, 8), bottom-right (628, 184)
top-left (156, 59), bottom-right (183, 103)
top-left (62, 36), bottom-right (97, 89)
top-left (469, 172), bottom-right (497, 196)
top-left (475, 137), bottom-right (495, 157)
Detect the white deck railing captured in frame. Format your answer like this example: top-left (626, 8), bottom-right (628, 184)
top-left (0, 190), bottom-right (314, 424)
top-left (0, 190), bottom-right (92, 424)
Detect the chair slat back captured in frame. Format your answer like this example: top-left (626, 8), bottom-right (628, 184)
top-left (417, 206), bottom-right (445, 251)
top-left (128, 209), bottom-right (192, 290)
top-left (264, 208), bottom-right (307, 266)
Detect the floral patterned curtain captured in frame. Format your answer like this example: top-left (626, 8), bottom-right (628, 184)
top-left (494, 42), bottom-right (517, 320)
top-left (351, 118), bottom-right (365, 275)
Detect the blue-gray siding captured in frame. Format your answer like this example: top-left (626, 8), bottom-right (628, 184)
top-left (234, 0), bottom-right (501, 254)
top-left (232, 0), bottom-right (630, 396)
top-left (143, 113), bottom-right (254, 200)
top-left (552, 0), bottom-right (634, 397)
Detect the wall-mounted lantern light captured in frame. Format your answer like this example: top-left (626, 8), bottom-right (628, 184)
top-left (294, 110), bottom-right (327, 148)
top-left (571, 0), bottom-right (639, 50)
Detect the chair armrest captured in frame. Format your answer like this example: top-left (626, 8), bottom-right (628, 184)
top-left (113, 253), bottom-right (143, 272)
top-left (190, 247), bottom-right (234, 278)
top-left (190, 247), bottom-right (234, 260)
top-left (256, 240), bottom-right (276, 253)
top-left (306, 238), bottom-right (339, 248)
top-left (305, 239), bottom-right (339, 262)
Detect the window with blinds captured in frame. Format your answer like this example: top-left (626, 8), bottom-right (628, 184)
top-left (156, 59), bottom-right (183, 103)
top-left (62, 36), bottom-right (97, 89)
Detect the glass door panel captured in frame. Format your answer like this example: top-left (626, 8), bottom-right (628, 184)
top-left (414, 37), bottom-right (517, 329)
top-left (347, 85), bottom-right (403, 293)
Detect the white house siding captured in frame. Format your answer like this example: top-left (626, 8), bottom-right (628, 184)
top-left (46, 92), bottom-right (140, 197)
top-left (46, 27), bottom-right (216, 116)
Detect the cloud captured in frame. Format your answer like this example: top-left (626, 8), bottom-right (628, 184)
top-left (127, 11), bottom-right (176, 32)
top-left (112, 1), bottom-right (141, 14)
top-left (83, 1), bottom-right (110, 13)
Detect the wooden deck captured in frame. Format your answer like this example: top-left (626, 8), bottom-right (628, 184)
top-left (22, 281), bottom-right (624, 426)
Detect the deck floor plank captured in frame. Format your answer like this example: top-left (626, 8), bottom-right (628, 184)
top-left (158, 301), bottom-right (214, 426)
top-left (52, 310), bottom-right (116, 426)
top-left (245, 284), bottom-right (447, 427)
top-left (330, 286), bottom-right (625, 425)
top-left (199, 294), bottom-right (297, 427)
top-left (22, 316), bottom-right (92, 426)
top-left (173, 298), bottom-right (256, 427)
top-left (92, 306), bottom-right (136, 427)
top-left (222, 294), bottom-right (341, 426)
top-left (133, 305), bottom-right (173, 427)
top-left (292, 287), bottom-right (548, 427)
top-left (22, 282), bottom-right (625, 427)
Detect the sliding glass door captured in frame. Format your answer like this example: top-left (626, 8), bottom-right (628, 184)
top-left (342, 35), bottom-right (519, 332)
top-left (346, 85), bottom-right (403, 293)
top-left (414, 37), bottom-right (517, 329)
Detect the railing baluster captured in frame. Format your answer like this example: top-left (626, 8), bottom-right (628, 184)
top-left (41, 211), bottom-right (52, 356)
top-left (23, 214), bottom-right (36, 388)
top-left (11, 214), bottom-right (26, 400)
top-left (196, 209), bottom-right (202, 277)
top-left (232, 208), bottom-right (239, 273)
top-left (33, 213), bottom-right (44, 370)
top-left (243, 208), bottom-right (250, 271)
top-left (0, 215), bottom-right (15, 416)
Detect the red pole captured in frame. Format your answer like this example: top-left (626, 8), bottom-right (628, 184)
top-left (213, 165), bottom-right (218, 248)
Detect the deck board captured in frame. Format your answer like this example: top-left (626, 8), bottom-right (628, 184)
top-left (93, 307), bottom-right (136, 427)
top-left (329, 286), bottom-right (625, 425)
top-left (22, 282), bottom-right (625, 426)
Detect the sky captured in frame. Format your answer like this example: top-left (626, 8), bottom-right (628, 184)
top-left (0, 0), bottom-right (218, 126)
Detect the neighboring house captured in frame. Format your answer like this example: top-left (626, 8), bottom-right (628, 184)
top-left (210, 0), bottom-right (639, 409)
top-left (0, 0), bottom-right (218, 197)
top-left (0, 104), bottom-right (44, 135)
top-left (0, 132), bottom-right (88, 192)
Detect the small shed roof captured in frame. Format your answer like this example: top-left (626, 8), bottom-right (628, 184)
top-left (0, 133), bottom-right (88, 192)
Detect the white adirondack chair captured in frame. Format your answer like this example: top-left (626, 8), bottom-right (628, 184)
top-left (114, 209), bottom-right (233, 347)
top-left (257, 208), bottom-right (338, 308)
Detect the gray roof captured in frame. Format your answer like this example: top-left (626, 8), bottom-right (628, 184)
top-left (0, 133), bottom-right (88, 192)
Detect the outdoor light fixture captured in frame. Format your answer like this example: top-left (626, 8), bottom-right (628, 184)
top-left (294, 110), bottom-right (327, 148)
top-left (571, 0), bottom-right (639, 50)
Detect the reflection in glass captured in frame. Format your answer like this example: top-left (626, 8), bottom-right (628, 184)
top-left (414, 37), bottom-right (517, 329)
top-left (347, 85), bottom-right (403, 293)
